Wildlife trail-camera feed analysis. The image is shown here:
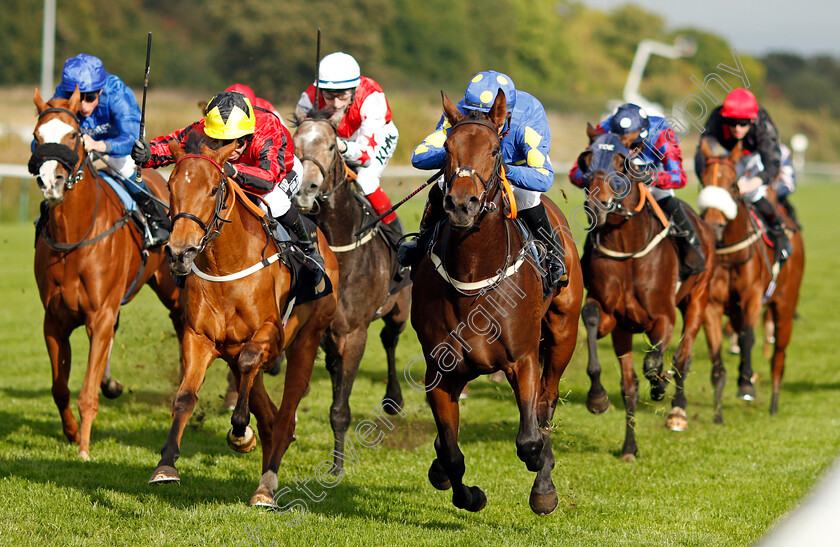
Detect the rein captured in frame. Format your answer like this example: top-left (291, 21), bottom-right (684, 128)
top-left (172, 154), bottom-right (235, 253)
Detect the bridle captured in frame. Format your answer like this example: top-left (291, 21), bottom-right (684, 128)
top-left (171, 153), bottom-right (235, 252)
top-left (444, 118), bottom-right (505, 219)
top-left (703, 156), bottom-right (739, 193)
top-left (296, 118), bottom-right (351, 206)
top-left (31, 106), bottom-right (86, 189)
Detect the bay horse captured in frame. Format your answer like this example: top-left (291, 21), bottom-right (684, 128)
top-left (152, 136), bottom-right (339, 508)
top-left (292, 110), bottom-right (411, 474)
top-left (30, 88), bottom-right (181, 461)
top-left (577, 132), bottom-right (715, 461)
top-left (411, 91), bottom-right (583, 515)
top-left (696, 137), bottom-right (805, 420)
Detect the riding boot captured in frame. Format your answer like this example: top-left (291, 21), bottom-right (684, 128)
top-left (518, 202), bottom-right (568, 293)
top-left (658, 197), bottom-right (706, 280)
top-left (397, 183), bottom-right (445, 268)
top-left (754, 196), bottom-right (793, 264)
top-left (778, 194), bottom-right (801, 230)
top-left (283, 208), bottom-right (325, 286)
top-left (135, 192), bottom-right (171, 247)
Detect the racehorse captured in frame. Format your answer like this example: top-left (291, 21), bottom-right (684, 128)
top-left (696, 137), bottom-right (805, 419)
top-left (293, 110), bottom-right (411, 474)
top-left (410, 91), bottom-right (583, 515)
top-left (151, 136), bottom-right (338, 508)
top-left (577, 132), bottom-right (715, 461)
top-left (30, 88), bottom-right (182, 461)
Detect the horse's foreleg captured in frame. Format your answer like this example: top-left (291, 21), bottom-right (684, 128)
top-left (229, 322), bottom-right (283, 453)
top-left (247, 370), bottom-right (279, 471)
top-left (643, 314), bottom-right (674, 402)
top-left (613, 328), bottom-right (639, 462)
top-left (77, 310), bottom-right (119, 461)
top-left (508, 354), bottom-right (557, 516)
top-left (582, 299), bottom-right (612, 414)
top-left (538, 309), bottom-right (578, 426)
top-left (704, 299), bottom-right (727, 424)
top-left (150, 330), bottom-right (216, 483)
top-left (668, 293), bottom-right (707, 432)
top-left (325, 328), bottom-right (367, 476)
top-left (737, 293), bottom-right (763, 401)
top-left (44, 318), bottom-right (78, 443)
top-left (381, 312), bottom-right (407, 413)
top-left (254, 320), bottom-right (324, 507)
top-left (768, 301), bottom-right (795, 415)
top-left (427, 375), bottom-right (486, 512)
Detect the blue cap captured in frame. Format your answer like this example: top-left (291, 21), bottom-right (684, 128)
top-left (59, 54), bottom-right (108, 93)
top-left (608, 103), bottom-right (650, 141)
top-left (463, 70), bottom-right (516, 112)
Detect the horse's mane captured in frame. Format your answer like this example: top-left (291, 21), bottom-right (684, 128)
top-left (701, 136), bottom-right (727, 158)
top-left (292, 107), bottom-right (337, 129)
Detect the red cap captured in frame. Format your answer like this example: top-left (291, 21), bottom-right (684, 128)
top-left (721, 88), bottom-right (759, 120)
top-left (225, 83), bottom-right (257, 106)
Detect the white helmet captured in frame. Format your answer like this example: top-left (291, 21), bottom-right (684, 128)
top-left (318, 52), bottom-right (361, 90)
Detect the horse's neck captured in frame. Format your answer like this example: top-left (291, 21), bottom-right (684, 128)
top-left (317, 177), bottom-right (365, 241)
top-left (442, 211), bottom-right (513, 282)
top-left (599, 196), bottom-right (654, 249)
top-left (723, 202), bottom-right (753, 244)
top-left (199, 203), bottom-right (269, 273)
top-left (48, 169), bottom-right (101, 242)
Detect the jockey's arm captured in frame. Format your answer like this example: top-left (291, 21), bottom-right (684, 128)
top-left (144, 122), bottom-right (201, 169)
top-left (341, 93), bottom-right (391, 167)
top-left (648, 130), bottom-right (687, 190)
top-left (755, 119), bottom-right (782, 186)
top-left (103, 81), bottom-right (141, 157)
top-left (411, 115), bottom-right (449, 170)
top-left (234, 120), bottom-right (292, 194)
top-left (504, 122), bottom-right (554, 192)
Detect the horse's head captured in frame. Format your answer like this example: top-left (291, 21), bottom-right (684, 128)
top-left (441, 90), bottom-right (507, 230)
top-left (165, 134), bottom-right (237, 275)
top-left (697, 136), bottom-right (742, 242)
top-left (576, 133), bottom-right (640, 227)
top-left (30, 87), bottom-right (84, 203)
top-left (292, 109), bottom-right (344, 212)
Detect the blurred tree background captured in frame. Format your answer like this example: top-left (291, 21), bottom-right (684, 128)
top-left (2, 0), bottom-right (840, 160)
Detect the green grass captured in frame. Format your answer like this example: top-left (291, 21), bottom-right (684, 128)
top-left (0, 180), bottom-right (838, 546)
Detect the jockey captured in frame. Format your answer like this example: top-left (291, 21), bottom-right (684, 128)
top-left (294, 52), bottom-right (403, 247)
top-left (225, 83), bottom-right (288, 128)
top-left (42, 53), bottom-right (170, 246)
top-left (569, 103), bottom-right (706, 279)
top-left (694, 88), bottom-right (792, 263)
top-left (402, 70), bottom-right (567, 289)
top-left (131, 91), bottom-right (323, 283)
top-left (776, 143), bottom-right (799, 226)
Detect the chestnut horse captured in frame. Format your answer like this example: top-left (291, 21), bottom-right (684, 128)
top-left (696, 137), bottom-right (805, 420)
top-left (293, 111), bottom-right (411, 474)
top-left (31, 89), bottom-right (181, 461)
top-left (411, 91), bottom-right (583, 515)
top-left (151, 137), bottom-right (338, 508)
top-left (577, 132), bottom-right (715, 461)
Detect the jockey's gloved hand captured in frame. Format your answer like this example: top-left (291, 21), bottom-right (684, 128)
top-left (131, 139), bottom-right (151, 164)
top-left (337, 138), bottom-right (349, 155)
top-left (223, 162), bottom-right (237, 180)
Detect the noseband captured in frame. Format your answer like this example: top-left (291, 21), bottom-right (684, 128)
top-left (172, 154), bottom-right (234, 252)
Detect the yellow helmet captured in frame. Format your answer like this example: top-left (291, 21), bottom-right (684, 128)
top-left (203, 91), bottom-right (256, 140)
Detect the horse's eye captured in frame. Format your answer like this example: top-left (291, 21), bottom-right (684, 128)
top-left (329, 144), bottom-right (335, 151)
top-left (210, 187), bottom-right (218, 196)
top-left (492, 146), bottom-right (500, 156)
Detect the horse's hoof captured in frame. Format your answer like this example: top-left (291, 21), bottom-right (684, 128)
top-left (223, 390), bottom-right (237, 412)
top-left (148, 465), bottom-right (180, 484)
top-left (666, 407), bottom-right (688, 432)
top-left (650, 382), bottom-right (667, 402)
top-left (529, 491), bottom-right (559, 516)
top-left (621, 453), bottom-right (636, 463)
top-left (714, 413), bottom-right (724, 425)
top-left (382, 395), bottom-right (404, 415)
top-left (227, 426), bottom-right (257, 453)
top-left (429, 459), bottom-right (451, 490)
top-left (586, 392), bottom-right (611, 414)
top-left (737, 384), bottom-right (756, 401)
top-left (100, 379), bottom-right (123, 399)
top-left (453, 486), bottom-right (487, 512)
top-left (250, 491), bottom-right (278, 508)
top-left (78, 449), bottom-right (90, 462)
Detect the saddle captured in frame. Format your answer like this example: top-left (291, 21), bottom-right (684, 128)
top-left (272, 215), bottom-right (334, 306)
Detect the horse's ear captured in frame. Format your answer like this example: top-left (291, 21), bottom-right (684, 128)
top-left (488, 89), bottom-right (508, 129)
top-left (67, 86), bottom-right (81, 114)
top-left (729, 141), bottom-right (743, 164)
top-left (699, 137), bottom-right (714, 161)
top-left (328, 109), bottom-right (344, 128)
top-left (441, 91), bottom-right (463, 126)
top-left (586, 122), bottom-right (599, 144)
top-left (293, 105), bottom-right (307, 126)
top-left (577, 150), bottom-right (592, 174)
top-left (197, 100), bottom-right (208, 114)
top-left (168, 138), bottom-right (184, 160)
top-left (33, 87), bottom-right (48, 113)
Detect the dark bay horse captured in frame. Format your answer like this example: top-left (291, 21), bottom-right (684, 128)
top-left (577, 132), bottom-right (715, 461)
top-left (31, 89), bottom-right (181, 461)
top-left (153, 137), bottom-right (338, 508)
top-left (293, 111), bottom-right (411, 474)
top-left (411, 91), bottom-right (583, 515)
top-left (696, 137), bottom-right (805, 419)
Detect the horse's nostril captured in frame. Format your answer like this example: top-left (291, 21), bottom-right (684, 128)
top-left (443, 195), bottom-right (454, 211)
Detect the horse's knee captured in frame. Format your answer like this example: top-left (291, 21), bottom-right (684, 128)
top-left (581, 301), bottom-right (600, 329)
top-left (516, 434), bottom-right (545, 472)
top-left (329, 404), bottom-right (351, 434)
top-left (173, 391), bottom-right (198, 414)
top-left (238, 343), bottom-right (263, 373)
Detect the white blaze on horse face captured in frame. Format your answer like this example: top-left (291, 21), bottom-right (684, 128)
top-left (37, 117), bottom-right (75, 144)
top-left (38, 160), bottom-right (64, 201)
